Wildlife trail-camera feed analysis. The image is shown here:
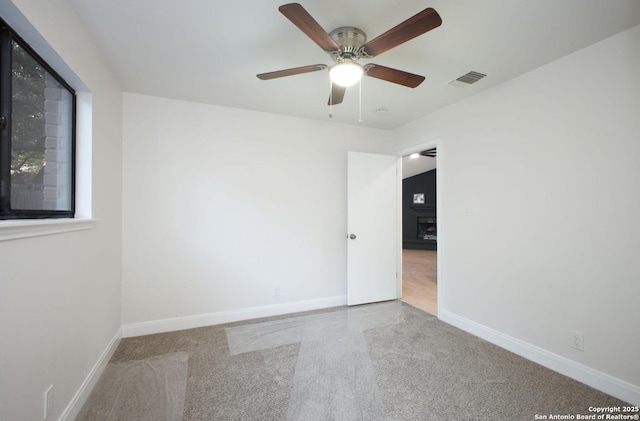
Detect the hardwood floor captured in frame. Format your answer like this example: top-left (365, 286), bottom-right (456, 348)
top-left (401, 249), bottom-right (437, 315)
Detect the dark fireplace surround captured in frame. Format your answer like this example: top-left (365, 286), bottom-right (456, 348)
top-left (417, 216), bottom-right (437, 240)
top-left (403, 169), bottom-right (437, 250)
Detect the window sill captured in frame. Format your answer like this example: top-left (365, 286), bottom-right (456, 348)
top-left (0, 218), bottom-right (97, 242)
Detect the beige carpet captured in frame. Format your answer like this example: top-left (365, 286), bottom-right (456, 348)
top-left (77, 352), bottom-right (188, 421)
top-left (78, 302), bottom-right (629, 420)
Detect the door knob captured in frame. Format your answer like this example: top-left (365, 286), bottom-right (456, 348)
top-left (349, 233), bottom-right (357, 240)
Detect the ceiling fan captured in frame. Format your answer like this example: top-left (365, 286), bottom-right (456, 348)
top-left (257, 3), bottom-right (442, 106)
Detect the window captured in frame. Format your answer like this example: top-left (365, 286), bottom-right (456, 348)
top-left (0, 19), bottom-right (76, 219)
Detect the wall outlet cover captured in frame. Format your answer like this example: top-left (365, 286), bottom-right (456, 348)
top-left (569, 330), bottom-right (584, 351)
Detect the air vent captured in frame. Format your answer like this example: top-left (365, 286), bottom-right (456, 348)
top-left (449, 71), bottom-right (486, 87)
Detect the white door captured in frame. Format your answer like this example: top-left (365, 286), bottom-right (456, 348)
top-left (347, 151), bottom-right (398, 306)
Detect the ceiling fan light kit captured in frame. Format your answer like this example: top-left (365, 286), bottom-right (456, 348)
top-left (257, 3), bottom-right (442, 117)
top-left (328, 26), bottom-right (366, 87)
top-left (329, 62), bottom-right (364, 87)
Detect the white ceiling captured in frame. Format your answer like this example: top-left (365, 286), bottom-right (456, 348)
top-left (68, 0), bottom-right (640, 130)
top-left (402, 154), bottom-right (436, 179)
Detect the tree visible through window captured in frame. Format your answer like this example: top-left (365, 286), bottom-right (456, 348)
top-left (0, 19), bottom-right (75, 219)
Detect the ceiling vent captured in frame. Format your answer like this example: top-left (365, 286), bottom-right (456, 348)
top-left (449, 71), bottom-right (486, 87)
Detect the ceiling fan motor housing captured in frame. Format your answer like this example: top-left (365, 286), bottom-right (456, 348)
top-left (329, 27), bottom-right (366, 62)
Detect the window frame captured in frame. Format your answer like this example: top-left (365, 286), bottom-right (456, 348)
top-left (0, 18), bottom-right (77, 220)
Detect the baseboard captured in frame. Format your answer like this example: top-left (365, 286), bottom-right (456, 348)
top-left (440, 309), bottom-right (640, 406)
top-left (121, 295), bottom-right (348, 338)
top-left (59, 328), bottom-right (122, 421)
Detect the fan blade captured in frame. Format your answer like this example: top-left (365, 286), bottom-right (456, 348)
top-left (279, 3), bottom-right (340, 53)
top-left (328, 84), bottom-right (346, 105)
top-left (257, 64), bottom-right (327, 80)
top-left (364, 64), bottom-right (425, 88)
top-left (360, 8), bottom-right (442, 58)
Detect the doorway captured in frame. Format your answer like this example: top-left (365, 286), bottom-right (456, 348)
top-left (397, 143), bottom-right (439, 316)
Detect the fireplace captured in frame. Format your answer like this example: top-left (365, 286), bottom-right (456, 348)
top-left (417, 216), bottom-right (437, 240)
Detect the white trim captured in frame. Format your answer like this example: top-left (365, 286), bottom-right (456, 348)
top-left (59, 328), bottom-right (122, 421)
top-left (440, 309), bottom-right (640, 406)
top-left (0, 218), bottom-right (97, 242)
top-left (75, 92), bottom-right (93, 219)
top-left (122, 295), bottom-right (348, 338)
top-left (395, 155), bottom-right (403, 299)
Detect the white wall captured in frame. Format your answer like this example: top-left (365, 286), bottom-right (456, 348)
top-left (394, 25), bottom-right (640, 399)
top-left (1, 1), bottom-right (636, 416)
top-left (0, 1), bottom-right (123, 420)
top-left (122, 94), bottom-right (392, 329)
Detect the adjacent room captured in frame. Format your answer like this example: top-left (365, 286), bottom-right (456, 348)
top-left (401, 150), bottom-right (438, 315)
top-left (1, 0), bottom-right (639, 419)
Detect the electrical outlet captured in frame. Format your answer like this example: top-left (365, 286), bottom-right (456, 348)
top-left (569, 330), bottom-right (584, 351)
top-left (44, 384), bottom-right (54, 419)
top-left (272, 286), bottom-right (280, 297)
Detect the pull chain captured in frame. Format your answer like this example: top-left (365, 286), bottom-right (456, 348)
top-left (358, 78), bottom-right (362, 123)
